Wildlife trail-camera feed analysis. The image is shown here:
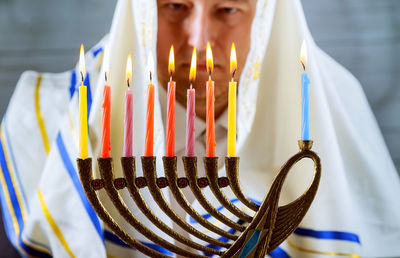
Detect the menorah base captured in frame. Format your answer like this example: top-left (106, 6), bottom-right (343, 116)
top-left (77, 140), bottom-right (321, 257)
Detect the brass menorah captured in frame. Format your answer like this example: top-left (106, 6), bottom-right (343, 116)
top-left (77, 140), bottom-right (321, 257)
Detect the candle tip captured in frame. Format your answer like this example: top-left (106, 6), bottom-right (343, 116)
top-left (300, 40), bottom-right (307, 70)
top-left (168, 45), bottom-right (175, 78)
top-left (79, 44), bottom-right (86, 83)
top-left (189, 48), bottom-right (197, 83)
top-left (206, 42), bottom-right (213, 76)
top-left (103, 45), bottom-right (110, 81)
top-left (126, 54), bottom-right (133, 86)
top-left (147, 52), bottom-right (154, 83)
top-left (230, 43), bottom-right (237, 78)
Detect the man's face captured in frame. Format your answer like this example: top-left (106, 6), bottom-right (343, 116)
top-left (157, 0), bottom-right (257, 119)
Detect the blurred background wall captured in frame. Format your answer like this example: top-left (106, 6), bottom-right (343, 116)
top-left (0, 0), bottom-right (399, 255)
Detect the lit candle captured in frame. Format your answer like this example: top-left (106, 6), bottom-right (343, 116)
top-left (206, 42), bottom-right (216, 157)
top-left (100, 46), bottom-right (111, 158)
top-left (227, 43), bottom-right (237, 157)
top-left (185, 48), bottom-right (197, 157)
top-left (166, 46), bottom-right (176, 157)
top-left (123, 55), bottom-right (133, 157)
top-left (144, 53), bottom-right (155, 157)
top-left (300, 40), bottom-right (310, 140)
top-left (78, 44), bottom-right (89, 159)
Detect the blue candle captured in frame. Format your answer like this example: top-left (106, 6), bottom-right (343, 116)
top-left (301, 72), bottom-right (310, 140)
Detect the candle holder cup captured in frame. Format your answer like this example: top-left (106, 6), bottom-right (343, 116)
top-left (77, 140), bottom-right (321, 257)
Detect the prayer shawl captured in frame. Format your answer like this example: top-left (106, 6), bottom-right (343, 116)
top-left (1, 0), bottom-right (399, 257)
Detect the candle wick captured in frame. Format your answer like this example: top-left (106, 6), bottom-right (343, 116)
top-left (150, 71), bottom-right (152, 83)
top-left (127, 78), bottom-right (130, 88)
top-left (190, 83), bottom-right (193, 89)
top-left (301, 61), bottom-right (306, 71)
top-left (80, 71), bottom-right (84, 84)
top-left (105, 72), bottom-right (108, 83)
top-left (231, 69), bottom-right (237, 81)
top-left (208, 72), bottom-right (211, 81)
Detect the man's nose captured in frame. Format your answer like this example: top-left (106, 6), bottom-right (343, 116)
top-left (186, 9), bottom-right (212, 53)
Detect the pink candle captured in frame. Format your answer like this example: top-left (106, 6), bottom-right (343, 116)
top-left (123, 89), bottom-right (133, 157)
top-left (100, 85), bottom-right (111, 158)
top-left (186, 88), bottom-right (195, 157)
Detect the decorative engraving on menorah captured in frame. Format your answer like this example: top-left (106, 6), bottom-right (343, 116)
top-left (77, 140), bottom-right (321, 257)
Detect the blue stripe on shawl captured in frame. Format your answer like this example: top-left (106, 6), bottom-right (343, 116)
top-left (56, 132), bottom-right (103, 240)
top-left (83, 73), bottom-right (92, 118)
top-left (0, 137), bottom-right (52, 257)
top-left (294, 228), bottom-right (361, 244)
top-left (69, 70), bottom-right (77, 99)
top-left (92, 46), bottom-right (103, 57)
top-left (104, 230), bottom-right (173, 256)
top-left (250, 199), bottom-right (361, 244)
top-left (0, 139), bottom-right (24, 232)
top-left (3, 122), bottom-right (30, 212)
top-left (0, 173), bottom-right (16, 245)
top-left (269, 247), bottom-right (291, 258)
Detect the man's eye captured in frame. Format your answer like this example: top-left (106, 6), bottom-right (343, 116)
top-left (218, 7), bottom-right (238, 14)
top-left (167, 3), bottom-right (187, 11)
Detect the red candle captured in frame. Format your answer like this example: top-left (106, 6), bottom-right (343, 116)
top-left (144, 53), bottom-right (155, 157)
top-left (206, 43), bottom-right (216, 157)
top-left (186, 48), bottom-right (196, 157)
top-left (166, 46), bottom-right (175, 157)
top-left (100, 46), bottom-right (111, 158)
top-left (123, 55), bottom-right (133, 157)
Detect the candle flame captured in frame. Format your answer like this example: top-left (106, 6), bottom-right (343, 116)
top-left (79, 44), bottom-right (86, 82)
top-left (126, 55), bottom-right (132, 85)
top-left (300, 40), bottom-right (307, 70)
top-left (206, 42), bottom-right (213, 75)
top-left (168, 45), bottom-right (175, 77)
top-left (147, 52), bottom-right (154, 82)
top-left (189, 48), bottom-right (197, 83)
top-left (230, 43), bottom-right (237, 77)
top-left (103, 45), bottom-right (110, 82)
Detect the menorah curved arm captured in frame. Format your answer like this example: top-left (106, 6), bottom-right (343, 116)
top-left (163, 156), bottom-right (238, 241)
top-left (77, 158), bottom-right (169, 258)
top-left (121, 157), bottom-right (224, 256)
top-left (204, 157), bottom-right (253, 222)
top-left (183, 157), bottom-right (246, 232)
top-left (225, 157), bottom-right (260, 212)
top-left (267, 149), bottom-right (321, 253)
top-left (223, 141), bottom-right (321, 257)
top-left (98, 158), bottom-right (214, 257)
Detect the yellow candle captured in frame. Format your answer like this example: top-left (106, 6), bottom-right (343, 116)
top-left (79, 85), bottom-right (88, 159)
top-left (227, 43), bottom-right (237, 157)
top-left (78, 44), bottom-right (88, 159)
top-left (227, 81), bottom-right (237, 157)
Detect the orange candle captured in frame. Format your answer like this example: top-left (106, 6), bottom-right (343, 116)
top-left (100, 46), bottom-right (111, 158)
top-left (144, 53), bottom-right (155, 157)
top-left (206, 42), bottom-right (216, 157)
top-left (166, 46), bottom-right (175, 157)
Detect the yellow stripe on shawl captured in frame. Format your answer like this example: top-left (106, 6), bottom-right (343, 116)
top-left (67, 112), bottom-right (78, 148)
top-left (287, 240), bottom-right (360, 258)
top-left (38, 189), bottom-right (75, 258)
top-left (34, 74), bottom-right (51, 155)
